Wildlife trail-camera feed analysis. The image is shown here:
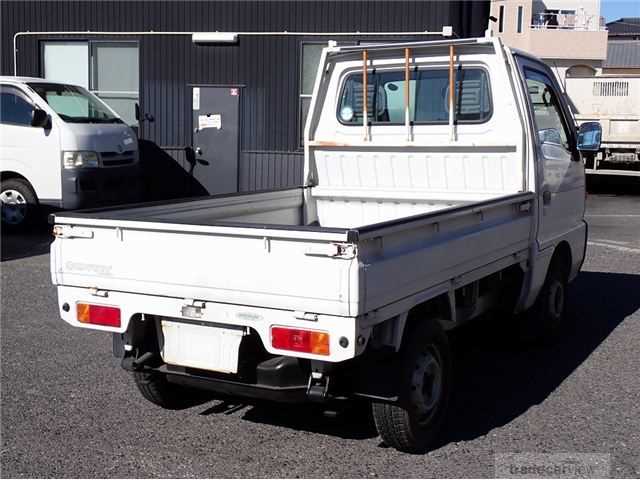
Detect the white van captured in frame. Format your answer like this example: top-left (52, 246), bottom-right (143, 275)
top-left (0, 77), bottom-right (141, 230)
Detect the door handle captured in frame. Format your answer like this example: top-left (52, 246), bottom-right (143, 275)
top-left (543, 190), bottom-right (552, 205)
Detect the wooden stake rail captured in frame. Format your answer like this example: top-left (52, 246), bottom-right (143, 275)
top-left (360, 40), bottom-right (462, 142)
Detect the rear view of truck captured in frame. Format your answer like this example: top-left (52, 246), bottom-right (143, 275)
top-left (50, 35), bottom-right (591, 453)
top-left (566, 74), bottom-right (640, 177)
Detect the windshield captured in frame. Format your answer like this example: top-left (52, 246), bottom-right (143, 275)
top-left (28, 83), bottom-right (123, 124)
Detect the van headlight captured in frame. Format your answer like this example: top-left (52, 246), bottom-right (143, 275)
top-left (62, 151), bottom-right (99, 169)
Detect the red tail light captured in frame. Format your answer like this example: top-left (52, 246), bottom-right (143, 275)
top-left (271, 326), bottom-right (330, 355)
top-left (76, 303), bottom-right (121, 327)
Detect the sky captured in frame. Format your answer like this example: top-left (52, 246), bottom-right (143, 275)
top-left (600, 0), bottom-right (640, 22)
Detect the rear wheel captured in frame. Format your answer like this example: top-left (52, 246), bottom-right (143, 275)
top-left (1, 178), bottom-right (38, 231)
top-left (133, 370), bottom-right (205, 410)
top-left (518, 256), bottom-right (569, 342)
top-left (371, 320), bottom-right (452, 453)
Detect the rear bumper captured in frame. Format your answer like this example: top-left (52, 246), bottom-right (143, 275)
top-left (54, 284), bottom-right (369, 363)
top-left (61, 164), bottom-right (142, 210)
top-left (117, 339), bottom-right (398, 404)
top-left (129, 361), bottom-right (310, 403)
top-left (166, 370), bottom-right (308, 403)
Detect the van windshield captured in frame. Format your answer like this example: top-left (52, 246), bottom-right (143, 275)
top-left (28, 83), bottom-right (123, 124)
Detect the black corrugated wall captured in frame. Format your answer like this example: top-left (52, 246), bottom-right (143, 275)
top-left (1, 0), bottom-right (489, 194)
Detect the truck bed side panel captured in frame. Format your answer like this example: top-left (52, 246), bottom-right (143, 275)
top-left (358, 194), bottom-right (533, 313)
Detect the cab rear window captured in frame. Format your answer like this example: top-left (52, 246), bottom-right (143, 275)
top-left (337, 68), bottom-right (492, 125)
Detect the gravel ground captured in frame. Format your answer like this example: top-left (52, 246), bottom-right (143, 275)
top-left (1, 190), bottom-right (639, 478)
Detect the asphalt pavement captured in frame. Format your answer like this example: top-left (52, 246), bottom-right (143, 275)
top-left (1, 185), bottom-right (639, 478)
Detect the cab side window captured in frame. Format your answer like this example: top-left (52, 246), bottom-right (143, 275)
top-left (524, 69), bottom-right (572, 151)
top-left (0, 86), bottom-right (34, 126)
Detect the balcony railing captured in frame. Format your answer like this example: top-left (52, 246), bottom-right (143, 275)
top-left (531, 12), bottom-right (607, 32)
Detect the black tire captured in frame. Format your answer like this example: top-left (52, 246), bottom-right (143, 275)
top-left (371, 320), bottom-right (452, 453)
top-left (133, 370), bottom-right (205, 410)
top-left (518, 256), bottom-right (569, 343)
top-left (1, 178), bottom-right (38, 231)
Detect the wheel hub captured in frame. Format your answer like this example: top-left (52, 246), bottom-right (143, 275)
top-left (0, 189), bottom-right (27, 225)
top-left (411, 345), bottom-right (443, 425)
top-left (548, 280), bottom-right (565, 320)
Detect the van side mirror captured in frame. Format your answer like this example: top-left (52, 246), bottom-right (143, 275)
top-left (31, 108), bottom-right (50, 128)
top-left (577, 122), bottom-right (602, 152)
top-left (135, 103), bottom-right (154, 123)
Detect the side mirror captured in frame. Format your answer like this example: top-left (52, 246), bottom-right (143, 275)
top-left (135, 103), bottom-right (154, 123)
top-left (577, 121), bottom-right (602, 152)
top-left (31, 108), bottom-right (50, 128)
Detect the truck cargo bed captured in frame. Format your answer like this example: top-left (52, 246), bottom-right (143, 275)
top-left (55, 186), bottom-right (480, 231)
top-left (51, 187), bottom-right (533, 321)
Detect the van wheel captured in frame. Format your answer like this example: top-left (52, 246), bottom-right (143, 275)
top-left (371, 320), bottom-right (452, 453)
top-left (1, 178), bottom-right (37, 231)
top-left (133, 370), bottom-right (206, 410)
top-left (519, 258), bottom-right (569, 342)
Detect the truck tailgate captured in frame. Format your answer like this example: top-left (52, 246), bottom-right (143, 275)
top-left (50, 220), bottom-right (358, 317)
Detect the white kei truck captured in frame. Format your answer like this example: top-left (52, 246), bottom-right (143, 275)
top-left (50, 35), bottom-right (601, 453)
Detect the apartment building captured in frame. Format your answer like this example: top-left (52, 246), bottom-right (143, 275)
top-left (489, 0), bottom-right (608, 87)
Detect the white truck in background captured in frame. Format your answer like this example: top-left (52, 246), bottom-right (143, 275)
top-left (565, 74), bottom-right (640, 177)
top-left (50, 36), bottom-right (601, 453)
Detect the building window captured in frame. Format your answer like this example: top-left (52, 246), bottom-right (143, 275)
top-left (499, 5), bottom-right (505, 33)
top-left (299, 42), bottom-right (325, 146)
top-left (517, 6), bottom-right (524, 33)
top-left (43, 42), bottom-right (89, 89)
top-left (91, 42), bottom-right (139, 125)
top-left (566, 65), bottom-right (596, 78)
top-left (43, 40), bottom-right (139, 126)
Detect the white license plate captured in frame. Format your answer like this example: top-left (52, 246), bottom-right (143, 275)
top-left (160, 320), bottom-right (244, 374)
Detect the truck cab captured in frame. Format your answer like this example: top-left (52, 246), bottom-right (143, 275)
top-left (0, 77), bottom-right (141, 229)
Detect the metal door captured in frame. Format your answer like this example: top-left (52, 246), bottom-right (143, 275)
top-left (192, 86), bottom-right (240, 195)
top-left (513, 55), bottom-right (585, 251)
